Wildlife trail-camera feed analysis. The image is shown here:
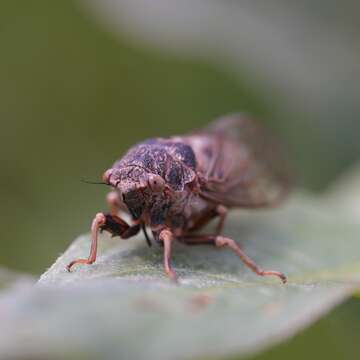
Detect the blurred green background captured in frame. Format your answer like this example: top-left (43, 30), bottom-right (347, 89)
top-left (0, 1), bottom-right (359, 359)
top-left (0, 0), bottom-right (273, 273)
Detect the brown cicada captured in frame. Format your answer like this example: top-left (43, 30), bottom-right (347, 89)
top-left (67, 114), bottom-right (290, 283)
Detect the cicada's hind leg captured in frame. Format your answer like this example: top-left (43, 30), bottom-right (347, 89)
top-left (214, 205), bottom-right (227, 235)
top-left (66, 212), bottom-right (140, 271)
top-left (181, 234), bottom-right (287, 284)
top-left (187, 205), bottom-right (228, 235)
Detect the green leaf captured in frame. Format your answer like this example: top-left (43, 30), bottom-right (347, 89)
top-left (325, 163), bottom-right (360, 222)
top-left (324, 164), bottom-right (360, 301)
top-left (0, 267), bottom-right (34, 290)
top-left (0, 193), bottom-right (359, 360)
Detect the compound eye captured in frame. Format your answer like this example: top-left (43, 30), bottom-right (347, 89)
top-left (148, 174), bottom-right (165, 192)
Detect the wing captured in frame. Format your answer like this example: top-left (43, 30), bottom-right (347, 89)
top-left (180, 114), bottom-right (290, 208)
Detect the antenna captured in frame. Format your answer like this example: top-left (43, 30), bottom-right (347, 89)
top-left (81, 179), bottom-right (109, 186)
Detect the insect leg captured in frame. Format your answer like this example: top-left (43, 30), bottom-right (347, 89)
top-left (187, 209), bottom-right (218, 233)
top-left (108, 190), bottom-right (151, 247)
top-left (159, 229), bottom-right (178, 281)
top-left (215, 205), bottom-right (228, 235)
top-left (215, 235), bottom-right (287, 283)
top-left (66, 212), bottom-right (105, 271)
top-left (66, 212), bottom-right (140, 271)
top-left (106, 191), bottom-right (123, 215)
top-left (186, 205), bottom-right (228, 235)
top-left (181, 234), bottom-right (287, 284)
top-left (100, 214), bottom-right (141, 239)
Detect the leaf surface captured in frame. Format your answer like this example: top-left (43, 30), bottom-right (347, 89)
top-left (0, 193), bottom-right (359, 359)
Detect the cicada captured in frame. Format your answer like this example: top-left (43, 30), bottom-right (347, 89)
top-left (67, 114), bottom-right (290, 283)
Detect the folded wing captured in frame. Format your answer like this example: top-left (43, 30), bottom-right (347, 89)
top-left (182, 114), bottom-right (290, 208)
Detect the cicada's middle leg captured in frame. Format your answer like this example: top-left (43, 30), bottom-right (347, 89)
top-left (158, 229), bottom-right (178, 282)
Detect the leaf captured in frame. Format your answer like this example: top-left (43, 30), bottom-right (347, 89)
top-left (325, 163), bottom-right (360, 299)
top-left (0, 193), bottom-right (359, 360)
top-left (325, 163), bottom-right (360, 222)
top-left (84, 0), bottom-right (360, 136)
top-left (83, 1), bottom-right (360, 190)
top-left (0, 267), bottom-right (34, 290)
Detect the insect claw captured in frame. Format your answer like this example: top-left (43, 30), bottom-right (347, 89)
top-left (258, 269), bottom-right (287, 284)
top-left (167, 270), bottom-right (178, 283)
top-left (279, 273), bottom-right (287, 284)
top-left (66, 258), bottom-right (94, 272)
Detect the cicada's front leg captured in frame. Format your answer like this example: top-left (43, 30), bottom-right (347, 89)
top-left (67, 190), bottom-right (140, 272)
top-left (106, 190), bottom-right (128, 215)
top-left (66, 213), bottom-right (140, 272)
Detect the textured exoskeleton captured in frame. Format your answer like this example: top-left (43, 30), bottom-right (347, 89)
top-left (67, 114), bottom-right (290, 283)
